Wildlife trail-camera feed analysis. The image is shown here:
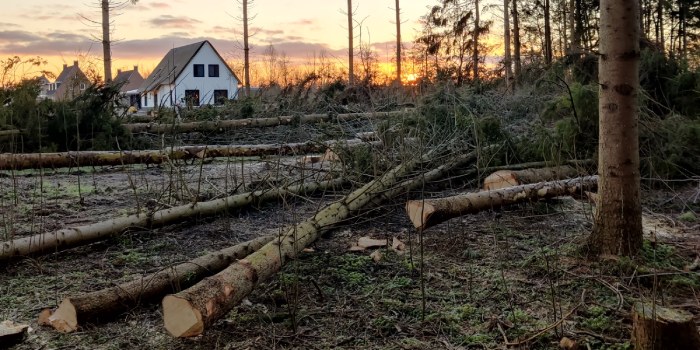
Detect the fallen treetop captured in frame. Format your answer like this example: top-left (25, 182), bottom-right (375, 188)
top-left (43, 235), bottom-right (273, 332)
top-left (0, 177), bottom-right (347, 261)
top-left (123, 110), bottom-right (413, 134)
top-left (161, 147), bottom-right (480, 337)
top-left (0, 138), bottom-right (379, 171)
top-left (406, 176), bottom-right (599, 231)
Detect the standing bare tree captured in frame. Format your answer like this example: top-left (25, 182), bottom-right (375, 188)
top-left (543, 0), bottom-right (553, 64)
top-left (242, 0), bottom-right (251, 97)
top-left (503, 0), bottom-right (513, 90)
top-left (590, 0), bottom-right (643, 256)
top-left (100, 0), bottom-right (138, 83)
top-left (512, 0), bottom-right (522, 80)
top-left (347, 0), bottom-right (355, 85)
top-left (472, 0), bottom-right (480, 80)
top-left (395, 0), bottom-right (402, 85)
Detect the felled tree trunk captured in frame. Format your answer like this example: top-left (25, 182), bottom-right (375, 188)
top-left (123, 110), bottom-right (410, 134)
top-left (406, 176), bottom-right (598, 231)
top-left (632, 302), bottom-right (700, 350)
top-left (43, 236), bottom-right (273, 332)
top-left (0, 139), bottom-right (374, 171)
top-left (483, 165), bottom-right (581, 190)
top-left (161, 148), bottom-right (479, 337)
top-left (0, 320), bottom-right (29, 346)
top-left (0, 178), bottom-right (346, 261)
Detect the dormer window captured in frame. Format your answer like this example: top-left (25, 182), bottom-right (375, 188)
top-left (193, 64), bottom-right (205, 77)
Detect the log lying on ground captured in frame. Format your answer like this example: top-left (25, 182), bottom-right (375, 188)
top-left (0, 138), bottom-right (384, 171)
top-left (406, 176), bottom-right (598, 231)
top-left (161, 147), bottom-right (479, 337)
top-left (124, 110), bottom-right (412, 134)
top-left (632, 302), bottom-right (700, 350)
top-left (0, 129), bottom-right (20, 138)
top-left (0, 320), bottom-right (29, 346)
top-left (482, 165), bottom-right (581, 190)
top-left (43, 235), bottom-right (273, 332)
top-left (0, 177), bottom-right (346, 261)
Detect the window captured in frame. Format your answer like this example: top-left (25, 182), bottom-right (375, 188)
top-left (214, 90), bottom-right (228, 105)
top-left (185, 90), bottom-right (200, 106)
top-left (208, 64), bottom-right (220, 77)
top-left (79, 83), bottom-right (86, 90)
top-left (143, 93), bottom-right (148, 107)
top-left (193, 64), bottom-right (205, 77)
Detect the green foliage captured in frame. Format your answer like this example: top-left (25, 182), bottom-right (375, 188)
top-left (0, 80), bottom-right (130, 152)
top-left (640, 115), bottom-right (700, 178)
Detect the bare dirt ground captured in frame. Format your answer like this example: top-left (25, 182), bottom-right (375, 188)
top-left (1, 148), bottom-right (699, 349)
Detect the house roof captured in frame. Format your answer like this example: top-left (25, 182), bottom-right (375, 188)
top-left (56, 62), bottom-right (81, 83)
top-left (139, 40), bottom-right (240, 93)
top-left (114, 68), bottom-right (144, 93)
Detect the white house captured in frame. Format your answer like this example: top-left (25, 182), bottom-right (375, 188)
top-left (139, 41), bottom-right (240, 109)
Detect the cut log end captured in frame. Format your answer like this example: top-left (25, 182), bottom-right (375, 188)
top-left (483, 170), bottom-right (519, 190)
top-left (405, 200), bottom-right (436, 230)
top-left (163, 295), bottom-right (204, 338)
top-left (45, 298), bottom-right (78, 333)
top-left (0, 320), bottom-right (29, 346)
top-left (632, 302), bottom-right (700, 350)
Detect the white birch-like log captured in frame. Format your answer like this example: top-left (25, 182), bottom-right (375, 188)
top-left (124, 110), bottom-right (411, 134)
top-left (161, 148), bottom-right (479, 337)
top-left (0, 178), bottom-right (346, 261)
top-left (43, 236), bottom-right (273, 332)
top-left (406, 176), bottom-right (598, 231)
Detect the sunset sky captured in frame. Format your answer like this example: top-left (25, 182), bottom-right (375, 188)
top-left (0, 0), bottom-right (444, 80)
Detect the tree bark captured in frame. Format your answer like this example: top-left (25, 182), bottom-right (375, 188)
top-left (0, 138), bottom-right (377, 171)
top-left (395, 0), bottom-right (402, 86)
top-left (43, 236), bottom-right (273, 332)
top-left (406, 176), bottom-right (598, 231)
top-left (243, 0), bottom-right (251, 97)
top-left (0, 178), bottom-right (346, 261)
top-left (161, 148), bottom-right (480, 337)
top-left (544, 0), bottom-right (553, 64)
top-left (591, 0), bottom-right (643, 256)
top-left (123, 110), bottom-right (410, 134)
top-left (473, 0), bottom-right (480, 81)
top-left (101, 0), bottom-right (112, 83)
top-left (632, 302), bottom-right (700, 350)
top-left (482, 165), bottom-right (581, 190)
top-left (347, 0), bottom-right (354, 85)
top-left (512, 0), bottom-right (522, 80)
top-left (504, 0), bottom-right (513, 90)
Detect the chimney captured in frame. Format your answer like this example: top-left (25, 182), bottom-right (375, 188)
top-left (133, 65), bottom-right (138, 72)
top-left (63, 63), bottom-right (68, 70)
top-left (117, 69), bottom-right (122, 75)
top-left (73, 60), bottom-right (78, 67)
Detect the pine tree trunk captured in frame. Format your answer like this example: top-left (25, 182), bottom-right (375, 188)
top-left (632, 302), bottom-right (700, 349)
top-left (123, 110), bottom-right (409, 134)
top-left (544, 0), bottom-right (553, 64)
top-left (347, 0), bottom-right (354, 85)
top-left (0, 178), bottom-right (346, 261)
top-left (161, 149), bottom-right (480, 337)
top-left (395, 0), bottom-right (402, 86)
top-left (482, 165), bottom-right (581, 190)
top-left (503, 0), bottom-right (513, 90)
top-left (406, 176), bottom-right (598, 231)
top-left (43, 236), bottom-right (272, 332)
top-left (0, 138), bottom-right (376, 171)
top-left (512, 0), bottom-right (522, 79)
top-left (243, 0), bottom-right (251, 97)
top-left (590, 0), bottom-right (643, 256)
top-left (473, 0), bottom-right (480, 81)
top-left (101, 0), bottom-right (112, 83)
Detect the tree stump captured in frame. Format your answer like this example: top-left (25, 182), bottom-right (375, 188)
top-left (632, 302), bottom-right (700, 350)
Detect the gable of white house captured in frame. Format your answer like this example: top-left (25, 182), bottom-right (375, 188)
top-left (142, 42), bottom-right (238, 108)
